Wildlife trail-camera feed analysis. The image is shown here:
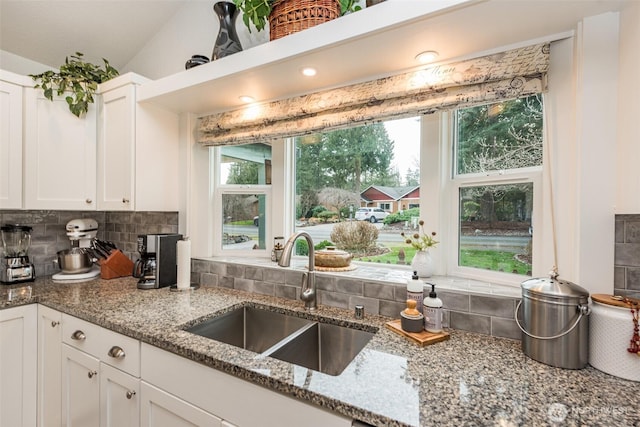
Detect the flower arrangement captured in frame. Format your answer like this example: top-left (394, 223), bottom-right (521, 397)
top-left (401, 220), bottom-right (438, 251)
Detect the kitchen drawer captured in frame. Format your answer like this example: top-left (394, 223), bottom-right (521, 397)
top-left (98, 326), bottom-right (140, 377)
top-left (62, 314), bottom-right (102, 357)
top-left (62, 314), bottom-right (140, 377)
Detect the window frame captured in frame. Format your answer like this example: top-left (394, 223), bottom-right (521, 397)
top-left (207, 105), bottom-right (543, 287)
top-left (443, 98), bottom-right (544, 285)
top-left (211, 146), bottom-right (273, 257)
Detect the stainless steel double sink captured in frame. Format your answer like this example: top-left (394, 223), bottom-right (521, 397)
top-left (185, 304), bottom-right (376, 376)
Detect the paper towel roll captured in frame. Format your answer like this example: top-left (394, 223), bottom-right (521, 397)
top-left (176, 238), bottom-right (191, 290)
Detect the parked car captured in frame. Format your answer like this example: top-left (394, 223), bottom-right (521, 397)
top-left (355, 207), bottom-right (389, 223)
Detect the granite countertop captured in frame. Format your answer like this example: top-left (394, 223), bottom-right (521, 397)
top-left (2, 276), bottom-right (639, 426)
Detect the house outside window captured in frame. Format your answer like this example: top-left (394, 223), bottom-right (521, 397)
top-left (292, 117), bottom-right (421, 263)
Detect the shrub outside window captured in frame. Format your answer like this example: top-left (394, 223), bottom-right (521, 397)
top-left (293, 118), bottom-right (421, 263)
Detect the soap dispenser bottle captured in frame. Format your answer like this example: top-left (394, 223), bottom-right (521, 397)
top-left (424, 283), bottom-right (443, 333)
top-left (406, 271), bottom-right (424, 314)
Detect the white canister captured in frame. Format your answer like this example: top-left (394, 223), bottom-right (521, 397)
top-left (589, 300), bottom-right (640, 382)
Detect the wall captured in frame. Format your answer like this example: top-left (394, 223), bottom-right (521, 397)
top-left (0, 210), bottom-right (178, 277)
top-left (122, 1), bottom-right (268, 80)
top-left (615, 1), bottom-right (640, 213)
top-left (0, 50), bottom-right (50, 75)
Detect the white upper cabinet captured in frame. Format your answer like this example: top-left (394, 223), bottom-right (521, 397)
top-left (98, 73), bottom-right (178, 212)
top-left (0, 71), bottom-right (29, 209)
top-left (2, 70), bottom-right (179, 212)
top-left (97, 78), bottom-right (138, 210)
top-left (24, 88), bottom-right (97, 210)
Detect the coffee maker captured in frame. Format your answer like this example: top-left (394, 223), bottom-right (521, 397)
top-left (133, 234), bottom-right (182, 289)
top-left (1, 224), bottom-right (36, 284)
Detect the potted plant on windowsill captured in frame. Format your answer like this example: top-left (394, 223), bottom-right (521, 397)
top-left (29, 52), bottom-right (119, 118)
top-left (233, 0), bottom-right (362, 40)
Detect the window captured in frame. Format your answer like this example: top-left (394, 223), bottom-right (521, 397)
top-left (293, 117), bottom-right (420, 262)
top-left (207, 97), bottom-right (542, 283)
top-left (215, 143), bottom-right (272, 253)
top-left (452, 95), bottom-right (543, 278)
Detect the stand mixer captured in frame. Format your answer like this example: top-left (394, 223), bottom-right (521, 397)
top-left (1, 224), bottom-right (36, 284)
top-left (52, 219), bottom-right (101, 282)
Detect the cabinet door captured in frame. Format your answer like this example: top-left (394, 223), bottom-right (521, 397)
top-left (0, 304), bottom-right (38, 427)
top-left (37, 305), bottom-right (62, 427)
top-left (0, 80), bottom-right (23, 208)
top-left (62, 344), bottom-right (100, 427)
top-left (24, 88), bottom-right (97, 210)
top-left (100, 363), bottom-right (140, 427)
top-left (140, 382), bottom-right (221, 427)
top-left (98, 84), bottom-right (135, 210)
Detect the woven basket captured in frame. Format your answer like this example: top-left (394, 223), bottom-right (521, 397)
top-left (269, 0), bottom-right (341, 41)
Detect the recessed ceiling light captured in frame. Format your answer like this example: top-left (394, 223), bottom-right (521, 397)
top-left (239, 95), bottom-right (255, 103)
top-left (301, 67), bottom-right (317, 77)
top-left (415, 51), bottom-right (439, 64)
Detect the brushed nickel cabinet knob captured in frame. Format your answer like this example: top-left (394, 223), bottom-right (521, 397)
top-left (108, 346), bottom-right (126, 359)
top-left (71, 330), bottom-right (86, 341)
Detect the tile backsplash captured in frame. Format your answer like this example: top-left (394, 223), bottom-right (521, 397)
top-left (0, 210), bottom-right (178, 276)
top-left (614, 214), bottom-right (640, 299)
top-left (191, 258), bottom-right (523, 341)
top-left (9, 211), bottom-right (636, 342)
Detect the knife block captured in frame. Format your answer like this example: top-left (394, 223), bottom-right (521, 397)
top-left (99, 250), bottom-right (134, 280)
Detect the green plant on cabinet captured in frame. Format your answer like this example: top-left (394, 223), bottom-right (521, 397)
top-left (29, 52), bottom-right (119, 118)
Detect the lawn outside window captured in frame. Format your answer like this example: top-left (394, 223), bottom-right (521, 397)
top-left (449, 95), bottom-right (544, 282)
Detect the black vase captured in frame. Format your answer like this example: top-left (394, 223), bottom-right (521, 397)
top-left (211, 1), bottom-right (243, 61)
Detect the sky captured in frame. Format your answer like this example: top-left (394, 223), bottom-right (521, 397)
top-left (218, 116), bottom-right (421, 184)
top-left (383, 116), bottom-right (421, 181)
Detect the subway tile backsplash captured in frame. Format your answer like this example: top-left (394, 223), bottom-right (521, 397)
top-left (0, 210), bottom-right (178, 277)
top-left (191, 258), bottom-right (523, 341)
top-left (22, 210), bottom-right (640, 342)
top-left (615, 214), bottom-right (640, 299)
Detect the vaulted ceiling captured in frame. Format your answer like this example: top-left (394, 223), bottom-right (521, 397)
top-left (0, 0), bottom-right (189, 70)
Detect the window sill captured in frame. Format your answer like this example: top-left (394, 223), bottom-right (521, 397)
top-left (194, 256), bottom-right (523, 299)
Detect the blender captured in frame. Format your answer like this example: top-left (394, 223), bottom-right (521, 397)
top-left (1, 224), bottom-right (36, 284)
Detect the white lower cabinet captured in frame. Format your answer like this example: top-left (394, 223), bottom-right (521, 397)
top-left (62, 344), bottom-right (100, 427)
top-left (141, 343), bottom-right (351, 427)
top-left (0, 304), bottom-right (37, 427)
top-left (140, 382), bottom-right (222, 427)
top-left (61, 313), bottom-right (142, 427)
top-left (25, 307), bottom-right (351, 427)
top-left (101, 363), bottom-right (140, 427)
top-left (37, 305), bottom-right (62, 427)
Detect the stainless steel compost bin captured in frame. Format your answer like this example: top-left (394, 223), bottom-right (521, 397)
top-left (515, 273), bottom-right (590, 369)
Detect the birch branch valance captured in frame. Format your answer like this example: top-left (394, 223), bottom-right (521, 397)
top-left (199, 43), bottom-right (549, 146)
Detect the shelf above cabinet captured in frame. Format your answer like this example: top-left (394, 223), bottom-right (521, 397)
top-left (136, 0), bottom-right (472, 115)
top-left (136, 0), bottom-right (624, 117)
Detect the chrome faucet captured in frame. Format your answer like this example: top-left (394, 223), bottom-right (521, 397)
top-left (278, 231), bottom-right (317, 310)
